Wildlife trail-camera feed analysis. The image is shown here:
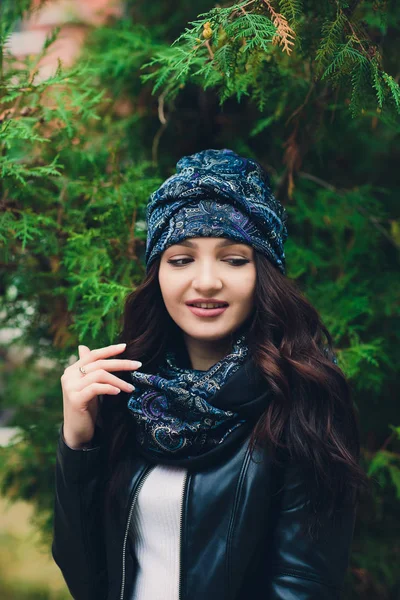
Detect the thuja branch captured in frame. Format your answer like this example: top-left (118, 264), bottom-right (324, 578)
top-left (262, 0), bottom-right (296, 55)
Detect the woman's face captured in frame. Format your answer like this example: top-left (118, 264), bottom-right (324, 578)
top-left (158, 237), bottom-right (256, 347)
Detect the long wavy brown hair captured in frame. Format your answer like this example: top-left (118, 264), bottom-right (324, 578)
top-left (100, 250), bottom-right (370, 537)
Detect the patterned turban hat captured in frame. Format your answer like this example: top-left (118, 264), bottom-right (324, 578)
top-left (145, 148), bottom-right (289, 274)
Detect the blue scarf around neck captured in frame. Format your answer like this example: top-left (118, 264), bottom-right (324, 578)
top-left (127, 331), bottom-right (248, 460)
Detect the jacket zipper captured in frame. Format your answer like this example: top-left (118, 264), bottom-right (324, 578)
top-left (226, 446), bottom-right (251, 599)
top-left (178, 470), bottom-right (189, 600)
top-left (120, 464), bottom-right (155, 600)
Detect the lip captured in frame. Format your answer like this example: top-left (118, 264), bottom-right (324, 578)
top-left (185, 298), bottom-right (229, 306)
top-left (187, 305), bottom-right (228, 318)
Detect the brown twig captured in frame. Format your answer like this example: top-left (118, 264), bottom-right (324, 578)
top-left (285, 81), bottom-right (315, 125)
top-left (345, 15), bottom-right (369, 58)
top-left (379, 431), bottom-right (396, 452)
top-left (157, 89), bottom-right (167, 125)
top-left (152, 89), bottom-right (170, 164)
top-left (127, 207), bottom-right (138, 261)
top-left (205, 39), bottom-right (215, 60)
top-left (298, 171), bottom-right (335, 191)
top-left (56, 184), bottom-right (67, 227)
top-left (240, 0), bottom-right (257, 9)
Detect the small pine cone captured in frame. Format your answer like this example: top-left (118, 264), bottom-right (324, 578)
top-left (202, 21), bottom-right (213, 39)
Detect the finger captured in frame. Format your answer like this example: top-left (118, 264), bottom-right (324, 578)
top-left (79, 343), bottom-right (128, 367)
top-left (77, 383), bottom-right (123, 403)
top-left (66, 344), bottom-right (129, 378)
top-left (75, 370), bottom-right (136, 394)
top-left (78, 345), bottom-right (91, 361)
top-left (80, 359), bottom-right (142, 374)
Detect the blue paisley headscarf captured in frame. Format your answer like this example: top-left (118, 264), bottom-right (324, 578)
top-left (145, 148), bottom-right (289, 274)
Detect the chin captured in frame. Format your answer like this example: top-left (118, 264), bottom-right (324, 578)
top-left (180, 323), bottom-right (238, 341)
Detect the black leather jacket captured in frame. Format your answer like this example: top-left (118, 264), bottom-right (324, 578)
top-left (52, 420), bottom-right (357, 600)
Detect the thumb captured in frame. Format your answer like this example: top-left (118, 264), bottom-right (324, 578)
top-left (78, 344), bottom-right (91, 360)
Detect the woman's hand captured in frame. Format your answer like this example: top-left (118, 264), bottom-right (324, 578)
top-left (61, 343), bottom-right (141, 449)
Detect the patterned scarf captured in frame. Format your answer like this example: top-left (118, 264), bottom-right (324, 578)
top-left (127, 330), bottom-right (252, 464)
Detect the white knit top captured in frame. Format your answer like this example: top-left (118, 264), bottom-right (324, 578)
top-left (129, 464), bottom-right (188, 600)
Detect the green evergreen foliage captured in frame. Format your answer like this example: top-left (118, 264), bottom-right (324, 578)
top-left (0, 1), bottom-right (399, 597)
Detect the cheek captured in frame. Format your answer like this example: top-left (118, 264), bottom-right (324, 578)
top-left (232, 269), bottom-right (256, 299)
top-left (158, 266), bottom-right (185, 304)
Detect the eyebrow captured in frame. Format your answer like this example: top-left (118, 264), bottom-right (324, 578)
top-left (172, 239), bottom-right (247, 249)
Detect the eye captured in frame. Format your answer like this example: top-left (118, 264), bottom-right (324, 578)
top-left (226, 259), bottom-right (250, 266)
top-left (167, 258), bottom-right (250, 267)
top-left (167, 259), bottom-right (191, 266)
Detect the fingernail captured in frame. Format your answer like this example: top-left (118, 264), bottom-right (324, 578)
top-left (127, 384), bottom-right (135, 391)
top-left (135, 361), bottom-right (142, 368)
top-left (116, 343), bottom-right (126, 347)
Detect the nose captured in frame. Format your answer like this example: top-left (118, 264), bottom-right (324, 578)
top-left (192, 260), bottom-right (223, 292)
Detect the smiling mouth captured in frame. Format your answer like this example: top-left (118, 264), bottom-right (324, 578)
top-left (187, 303), bottom-right (229, 309)
top-left (186, 305), bottom-right (229, 317)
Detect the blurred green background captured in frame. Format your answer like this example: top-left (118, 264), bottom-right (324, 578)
top-left (0, 0), bottom-right (399, 598)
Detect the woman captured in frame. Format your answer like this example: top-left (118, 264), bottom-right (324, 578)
top-left (52, 148), bottom-right (368, 600)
